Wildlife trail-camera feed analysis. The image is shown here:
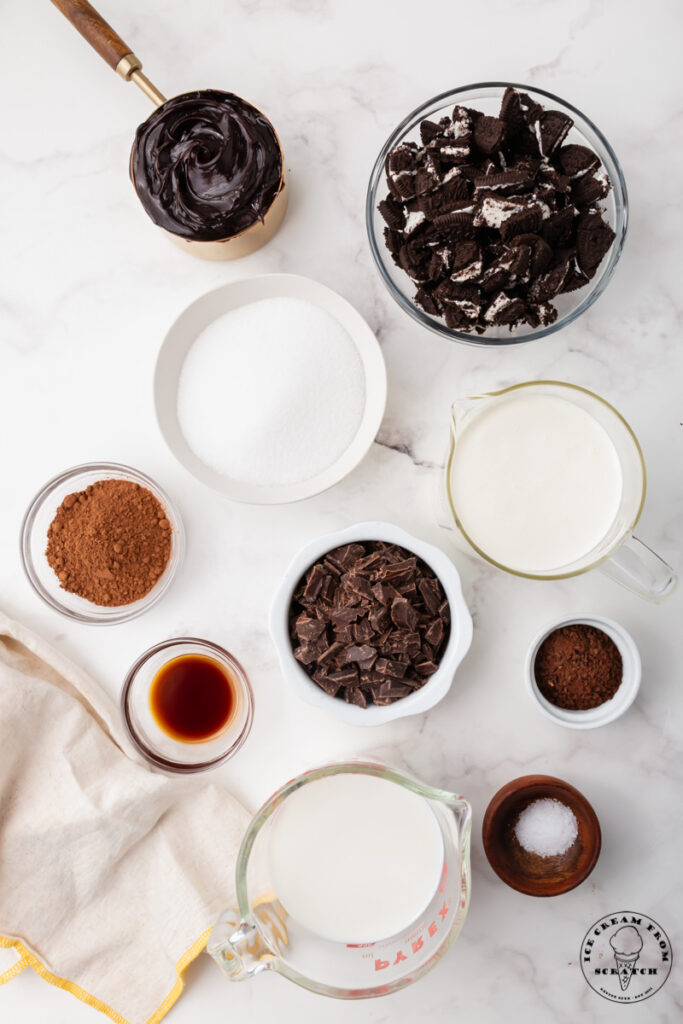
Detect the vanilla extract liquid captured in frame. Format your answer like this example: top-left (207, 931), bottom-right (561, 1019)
top-left (149, 654), bottom-right (236, 742)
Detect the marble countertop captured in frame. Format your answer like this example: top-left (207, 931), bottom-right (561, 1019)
top-left (1, 0), bottom-right (682, 1021)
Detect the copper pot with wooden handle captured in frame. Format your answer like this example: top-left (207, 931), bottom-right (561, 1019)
top-left (50, 0), bottom-right (288, 260)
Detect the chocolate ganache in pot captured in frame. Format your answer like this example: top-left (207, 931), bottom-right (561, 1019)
top-left (131, 90), bottom-right (283, 242)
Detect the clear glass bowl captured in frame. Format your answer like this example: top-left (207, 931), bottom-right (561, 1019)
top-left (20, 462), bottom-right (184, 624)
top-left (366, 82), bottom-right (628, 347)
top-left (121, 637), bottom-right (254, 773)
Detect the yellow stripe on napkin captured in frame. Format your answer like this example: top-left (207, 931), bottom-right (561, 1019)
top-left (0, 929), bottom-right (212, 1024)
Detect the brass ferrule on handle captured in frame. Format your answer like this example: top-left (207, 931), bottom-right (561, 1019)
top-left (116, 54), bottom-right (167, 107)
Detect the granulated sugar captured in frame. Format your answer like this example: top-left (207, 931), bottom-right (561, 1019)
top-left (177, 298), bottom-right (365, 486)
top-left (514, 798), bottom-right (578, 857)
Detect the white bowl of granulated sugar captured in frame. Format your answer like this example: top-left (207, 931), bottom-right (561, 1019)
top-left (154, 274), bottom-right (387, 504)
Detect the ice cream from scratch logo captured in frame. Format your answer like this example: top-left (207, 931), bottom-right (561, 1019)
top-left (581, 912), bottom-right (672, 1003)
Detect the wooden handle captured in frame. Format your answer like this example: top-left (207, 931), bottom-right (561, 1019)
top-left (50, 0), bottom-right (135, 71)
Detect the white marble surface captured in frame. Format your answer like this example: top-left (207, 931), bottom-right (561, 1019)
top-left (1, 0), bottom-right (682, 1021)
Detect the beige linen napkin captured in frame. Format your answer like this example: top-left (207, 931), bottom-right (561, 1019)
top-left (0, 612), bottom-right (251, 1024)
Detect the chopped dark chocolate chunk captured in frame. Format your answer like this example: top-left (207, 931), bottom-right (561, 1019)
top-left (288, 540), bottom-right (451, 706)
top-left (317, 640), bottom-right (343, 665)
top-left (342, 573), bottom-right (375, 601)
top-left (383, 631), bottom-right (422, 657)
top-left (353, 551), bottom-right (384, 574)
top-left (378, 87), bottom-right (615, 333)
top-left (301, 563), bottom-right (325, 604)
top-left (334, 543), bottom-right (366, 568)
top-left (344, 686), bottom-right (367, 708)
top-left (312, 671), bottom-right (342, 698)
top-left (371, 681), bottom-right (414, 705)
top-left (353, 617), bottom-right (376, 643)
top-left (414, 659), bottom-right (439, 677)
top-left (375, 658), bottom-right (408, 680)
top-left (425, 617), bottom-right (445, 649)
top-left (390, 597), bottom-right (418, 630)
top-left (380, 557), bottom-right (417, 581)
top-left (295, 613), bottom-right (327, 642)
top-left (333, 624), bottom-right (354, 644)
top-left (293, 642), bottom-right (324, 666)
top-left (329, 606), bottom-right (361, 627)
top-left (342, 643), bottom-right (377, 665)
top-left (418, 576), bottom-right (441, 614)
top-left (368, 604), bottom-right (390, 633)
top-left (372, 581), bottom-right (398, 605)
top-left (327, 667), bottom-right (360, 686)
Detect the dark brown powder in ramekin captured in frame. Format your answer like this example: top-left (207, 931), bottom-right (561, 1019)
top-left (534, 623), bottom-right (623, 710)
top-left (46, 479), bottom-right (171, 607)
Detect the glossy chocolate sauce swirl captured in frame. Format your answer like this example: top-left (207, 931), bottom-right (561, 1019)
top-left (131, 90), bottom-right (283, 242)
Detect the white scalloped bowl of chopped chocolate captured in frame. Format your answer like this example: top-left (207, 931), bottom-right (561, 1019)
top-left (366, 83), bottom-right (627, 346)
top-left (269, 522), bottom-right (473, 724)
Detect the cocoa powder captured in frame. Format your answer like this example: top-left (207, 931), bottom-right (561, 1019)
top-left (46, 479), bottom-right (172, 607)
top-left (534, 624), bottom-right (623, 710)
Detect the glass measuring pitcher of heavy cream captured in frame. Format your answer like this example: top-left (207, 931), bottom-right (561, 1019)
top-left (208, 761), bottom-right (471, 998)
top-left (444, 381), bottom-right (677, 601)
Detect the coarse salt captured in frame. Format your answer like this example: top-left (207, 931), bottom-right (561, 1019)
top-left (177, 297), bottom-right (365, 487)
top-left (514, 798), bottom-right (578, 857)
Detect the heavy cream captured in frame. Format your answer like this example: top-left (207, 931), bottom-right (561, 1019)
top-left (268, 773), bottom-right (444, 944)
top-left (449, 393), bottom-right (623, 573)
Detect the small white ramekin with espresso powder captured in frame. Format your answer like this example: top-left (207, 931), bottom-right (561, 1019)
top-left (525, 614), bottom-right (641, 729)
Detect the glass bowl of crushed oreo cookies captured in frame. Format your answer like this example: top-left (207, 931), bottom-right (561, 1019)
top-left (269, 522), bottom-right (473, 724)
top-left (367, 83), bottom-right (627, 345)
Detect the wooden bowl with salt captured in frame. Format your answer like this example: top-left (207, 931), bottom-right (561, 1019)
top-left (482, 775), bottom-right (601, 897)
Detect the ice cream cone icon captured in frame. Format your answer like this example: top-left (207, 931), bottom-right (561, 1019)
top-left (610, 926), bottom-right (643, 991)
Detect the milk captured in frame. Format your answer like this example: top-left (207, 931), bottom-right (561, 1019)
top-left (267, 773), bottom-right (444, 944)
top-left (449, 393), bottom-right (623, 573)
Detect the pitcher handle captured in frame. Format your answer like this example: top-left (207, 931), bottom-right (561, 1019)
top-left (207, 910), bottom-right (276, 981)
top-left (600, 534), bottom-right (678, 603)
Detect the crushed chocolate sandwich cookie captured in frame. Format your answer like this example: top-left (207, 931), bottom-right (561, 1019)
top-left (289, 541), bottom-right (450, 707)
top-left (379, 87), bottom-right (616, 333)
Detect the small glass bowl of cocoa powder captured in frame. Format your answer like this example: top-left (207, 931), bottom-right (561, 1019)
top-left (20, 462), bottom-right (184, 624)
top-left (525, 615), bottom-right (641, 729)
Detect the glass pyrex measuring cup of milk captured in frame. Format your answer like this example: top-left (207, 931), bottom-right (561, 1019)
top-left (208, 761), bottom-right (471, 998)
top-left (443, 381), bottom-right (677, 601)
